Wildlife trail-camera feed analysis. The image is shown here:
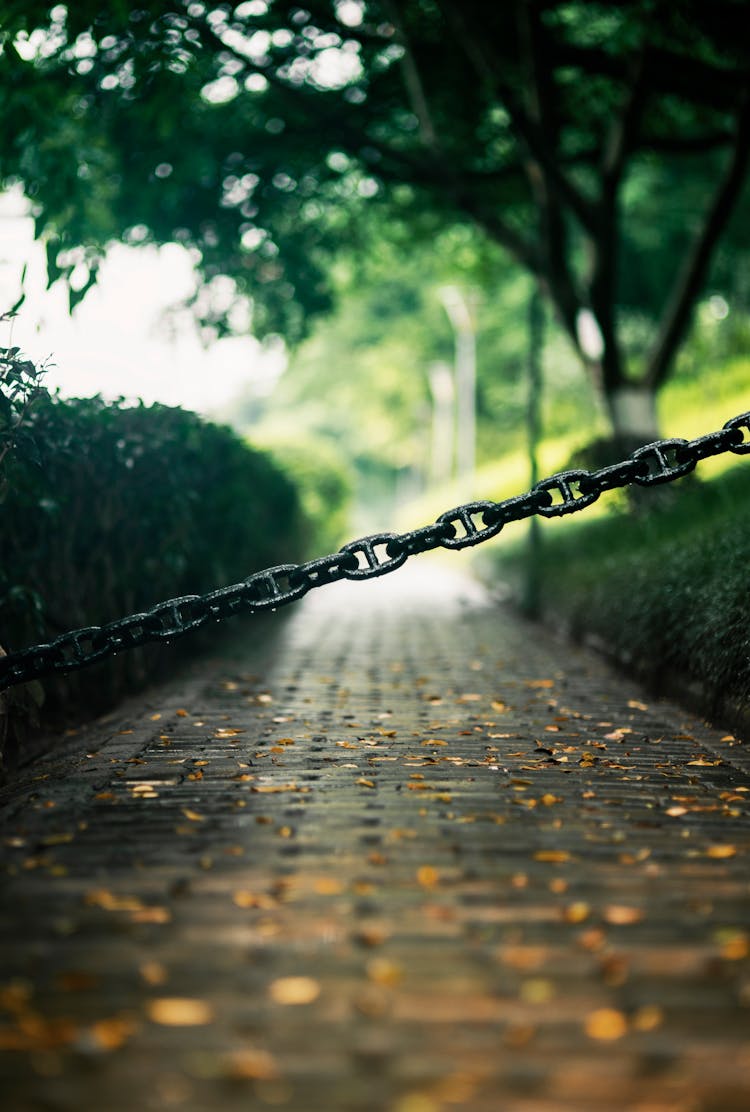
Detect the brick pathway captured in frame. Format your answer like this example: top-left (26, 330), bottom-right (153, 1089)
top-left (1, 563), bottom-right (749, 1112)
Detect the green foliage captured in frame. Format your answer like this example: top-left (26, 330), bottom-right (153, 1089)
top-left (0, 341), bottom-right (46, 497)
top-left (0, 352), bottom-right (309, 721)
top-left (488, 463), bottom-right (750, 713)
top-left (259, 434), bottom-right (352, 555)
top-left (3, 0), bottom-right (748, 404)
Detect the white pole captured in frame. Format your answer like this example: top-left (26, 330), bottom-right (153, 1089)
top-left (440, 286), bottom-right (476, 494)
top-left (427, 360), bottom-right (455, 485)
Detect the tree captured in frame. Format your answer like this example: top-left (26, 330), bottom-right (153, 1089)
top-left (2, 1), bottom-right (749, 444)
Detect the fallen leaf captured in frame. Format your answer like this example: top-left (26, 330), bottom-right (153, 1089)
top-left (563, 902), bottom-right (590, 924)
top-left (416, 865), bottom-right (440, 888)
top-left (706, 844), bottom-right (737, 859)
top-left (140, 961), bottom-right (168, 986)
top-left (147, 998), bottom-right (214, 1026)
top-left (90, 1016), bottom-right (137, 1050)
top-left (603, 905), bottom-right (644, 925)
top-left (85, 889), bottom-right (144, 912)
top-left (633, 1005), bottom-right (663, 1032)
top-left (181, 808), bottom-right (206, 822)
top-left (252, 783), bottom-right (307, 794)
top-left (131, 906), bottom-right (171, 924)
top-left (533, 850), bottom-right (570, 863)
top-left (313, 876), bottom-right (344, 895)
top-left (224, 1047), bottom-right (279, 1080)
top-left (366, 958), bottom-right (403, 987)
top-left (268, 977), bottom-right (320, 1005)
top-left (40, 833), bottom-right (75, 846)
top-left (585, 1008), bottom-right (628, 1041)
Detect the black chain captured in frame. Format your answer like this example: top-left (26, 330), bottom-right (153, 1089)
top-left (1, 413), bottom-right (748, 693)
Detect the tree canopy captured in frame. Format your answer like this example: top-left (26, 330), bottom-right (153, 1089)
top-left (2, 1), bottom-right (749, 438)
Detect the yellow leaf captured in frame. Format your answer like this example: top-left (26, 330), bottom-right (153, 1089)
top-left (314, 876), bottom-right (344, 895)
top-left (604, 905), bottom-right (643, 925)
top-left (585, 1008), bottom-right (628, 1041)
top-left (416, 865), bottom-right (439, 888)
top-left (706, 844), bottom-right (737, 859)
top-left (366, 958), bottom-right (403, 987)
top-left (181, 808), bottom-right (205, 822)
top-left (268, 977), bottom-right (320, 1005)
top-left (147, 998), bottom-right (214, 1026)
top-left (533, 850), bottom-right (570, 863)
top-left (90, 1016), bottom-right (137, 1050)
top-left (563, 902), bottom-right (590, 924)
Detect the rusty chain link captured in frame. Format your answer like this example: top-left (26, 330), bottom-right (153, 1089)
top-left (1, 412), bottom-right (749, 692)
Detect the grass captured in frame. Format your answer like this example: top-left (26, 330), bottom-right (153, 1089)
top-left (478, 460), bottom-right (750, 727)
top-left (400, 353), bottom-right (750, 725)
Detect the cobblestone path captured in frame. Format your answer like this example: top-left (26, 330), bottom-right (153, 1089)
top-left (1, 563), bottom-right (749, 1112)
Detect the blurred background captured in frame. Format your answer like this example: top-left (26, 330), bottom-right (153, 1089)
top-left (3, 1), bottom-right (750, 725)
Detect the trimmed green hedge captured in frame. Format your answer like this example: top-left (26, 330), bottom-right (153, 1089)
top-left (1, 355), bottom-right (313, 732)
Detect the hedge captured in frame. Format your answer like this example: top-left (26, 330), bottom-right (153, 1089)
top-left (0, 347), bottom-right (319, 748)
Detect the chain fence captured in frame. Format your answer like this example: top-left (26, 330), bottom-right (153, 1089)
top-left (1, 412), bottom-right (749, 693)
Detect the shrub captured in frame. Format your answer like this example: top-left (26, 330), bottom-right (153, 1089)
top-left (1, 351), bottom-right (309, 730)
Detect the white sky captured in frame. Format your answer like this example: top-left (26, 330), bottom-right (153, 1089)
top-left (0, 187), bottom-right (284, 415)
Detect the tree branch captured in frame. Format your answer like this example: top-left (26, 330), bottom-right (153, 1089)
top-left (433, 0), bottom-right (598, 236)
top-left (555, 43), bottom-right (748, 114)
top-left (381, 0), bottom-right (440, 151)
top-left (645, 90), bottom-right (750, 389)
top-left (601, 50), bottom-right (648, 186)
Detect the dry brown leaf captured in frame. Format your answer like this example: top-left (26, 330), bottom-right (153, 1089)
top-left (252, 783), bottom-right (307, 794)
top-left (140, 961), bottom-right (168, 986)
top-left (224, 1047), bottom-right (280, 1080)
top-left (85, 889), bottom-right (144, 912)
top-left (633, 1005), bottom-right (663, 1032)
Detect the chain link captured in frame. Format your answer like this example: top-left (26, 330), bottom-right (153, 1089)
top-left (1, 412), bottom-right (748, 692)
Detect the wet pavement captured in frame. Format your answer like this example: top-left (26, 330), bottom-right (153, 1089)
top-left (1, 562), bottom-right (749, 1112)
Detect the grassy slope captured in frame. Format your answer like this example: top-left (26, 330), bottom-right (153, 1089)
top-left (393, 354), bottom-right (750, 725)
top-left (472, 357), bottom-right (750, 725)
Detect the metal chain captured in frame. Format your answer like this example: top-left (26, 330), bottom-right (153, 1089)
top-left (1, 412), bottom-right (749, 693)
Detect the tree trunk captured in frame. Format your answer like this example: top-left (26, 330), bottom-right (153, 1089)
top-left (605, 383), bottom-right (660, 454)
